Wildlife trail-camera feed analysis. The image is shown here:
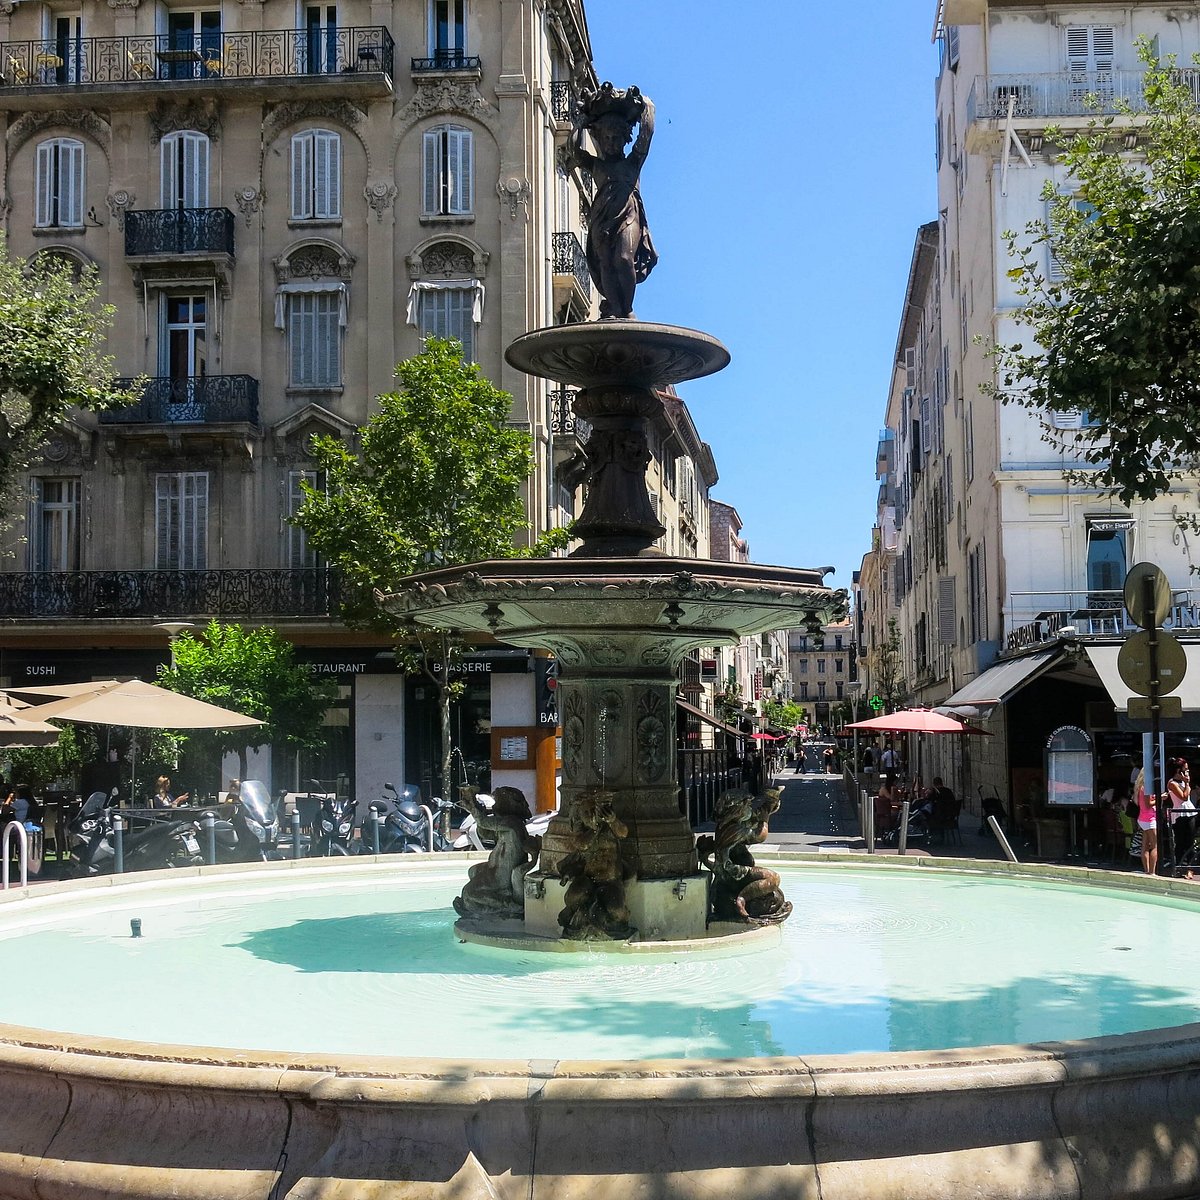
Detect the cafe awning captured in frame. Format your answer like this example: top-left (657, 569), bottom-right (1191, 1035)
top-left (676, 697), bottom-right (742, 739)
top-left (938, 648), bottom-right (1061, 715)
top-left (1084, 643), bottom-right (1200, 713)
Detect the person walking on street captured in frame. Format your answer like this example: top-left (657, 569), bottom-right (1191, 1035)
top-left (1134, 768), bottom-right (1159, 876)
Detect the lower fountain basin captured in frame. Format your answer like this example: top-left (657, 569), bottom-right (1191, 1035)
top-left (1, 855), bottom-right (1199, 1198)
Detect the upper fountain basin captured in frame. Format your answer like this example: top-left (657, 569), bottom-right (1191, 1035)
top-left (505, 321), bottom-right (731, 390)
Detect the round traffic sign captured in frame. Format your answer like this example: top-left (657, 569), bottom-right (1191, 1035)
top-left (1117, 629), bottom-right (1187, 697)
top-left (1124, 562), bottom-right (1171, 629)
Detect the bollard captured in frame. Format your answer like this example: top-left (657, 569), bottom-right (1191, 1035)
top-left (130, 918), bottom-right (142, 938)
top-left (371, 811), bottom-right (383, 855)
top-left (988, 815), bottom-right (1020, 863)
top-left (898, 800), bottom-right (911, 855)
top-left (113, 812), bottom-right (125, 874)
top-left (291, 808), bottom-right (302, 860)
top-left (201, 811), bottom-right (217, 865)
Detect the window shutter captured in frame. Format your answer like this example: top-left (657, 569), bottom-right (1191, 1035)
top-left (1050, 409), bottom-right (1083, 429)
top-left (314, 130), bottom-right (340, 218)
top-left (1092, 26), bottom-right (1115, 71)
top-left (161, 137), bottom-right (179, 210)
top-left (155, 475), bottom-right (177, 569)
top-left (920, 396), bottom-right (932, 452)
top-left (186, 133), bottom-right (209, 208)
top-left (446, 126), bottom-right (472, 214)
top-left (938, 577), bottom-right (956, 645)
top-left (292, 132), bottom-right (313, 219)
top-left (290, 294), bottom-right (312, 384)
top-left (423, 129), bottom-right (442, 214)
top-left (182, 472), bottom-right (208, 570)
top-left (35, 141), bottom-right (54, 227)
top-left (947, 25), bottom-right (960, 70)
top-left (1066, 26), bottom-right (1090, 72)
top-left (63, 139), bottom-right (84, 227)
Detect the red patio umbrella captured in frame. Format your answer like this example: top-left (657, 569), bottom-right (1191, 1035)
top-left (845, 708), bottom-right (990, 789)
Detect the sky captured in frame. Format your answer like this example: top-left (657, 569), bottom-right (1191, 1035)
top-left (583, 1), bottom-right (940, 587)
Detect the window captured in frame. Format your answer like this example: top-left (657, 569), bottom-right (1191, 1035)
top-left (1066, 25), bottom-right (1115, 108)
top-left (416, 284), bottom-right (476, 360)
top-left (34, 138), bottom-right (84, 228)
top-left (799, 682), bottom-right (809, 700)
top-left (165, 9), bottom-right (221, 79)
top-left (423, 124), bottom-right (473, 216)
top-left (161, 131), bottom-right (209, 209)
top-left (53, 14), bottom-right (84, 84)
top-left (155, 472), bottom-right (208, 569)
top-left (1086, 523), bottom-right (1129, 594)
top-left (817, 660), bottom-right (826, 675)
top-left (835, 659), bottom-right (844, 674)
top-left (304, 4), bottom-right (338, 74)
top-left (798, 661), bottom-right (808, 674)
top-left (818, 682), bottom-right (826, 700)
top-left (29, 478), bottom-right (80, 571)
top-left (291, 129), bottom-right (342, 220)
top-left (288, 470), bottom-right (325, 568)
top-left (430, 0), bottom-right (466, 59)
top-left (288, 290), bottom-right (342, 386)
top-left (162, 295), bottom-right (207, 380)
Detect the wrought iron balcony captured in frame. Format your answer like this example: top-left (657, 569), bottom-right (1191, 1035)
top-left (549, 387), bottom-right (590, 442)
top-left (0, 28), bottom-right (393, 89)
top-left (103, 376), bottom-right (259, 425)
top-left (967, 68), bottom-right (1200, 123)
top-left (410, 49), bottom-right (481, 71)
top-left (0, 569), bottom-right (342, 619)
top-left (125, 208), bottom-right (234, 258)
top-left (552, 231), bottom-right (591, 300)
top-left (549, 81), bottom-right (573, 121)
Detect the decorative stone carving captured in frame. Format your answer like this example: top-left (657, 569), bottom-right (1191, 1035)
top-left (635, 691), bottom-right (669, 784)
top-left (0, 0), bottom-right (15, 15)
top-left (562, 691), bottom-right (585, 780)
top-left (274, 240), bottom-right (355, 283)
top-left (363, 181), bottom-right (397, 222)
top-left (419, 241), bottom-right (476, 277)
top-left (105, 190), bottom-right (135, 230)
top-left (496, 176), bottom-right (530, 220)
top-left (556, 791), bottom-right (632, 940)
top-left (453, 787), bottom-right (541, 920)
top-left (234, 185), bottom-right (262, 227)
top-left (149, 99), bottom-right (220, 144)
top-left (591, 636), bottom-right (626, 666)
top-left (8, 110), bottom-right (111, 162)
top-left (698, 789), bottom-right (793, 926)
top-left (395, 76), bottom-right (497, 135)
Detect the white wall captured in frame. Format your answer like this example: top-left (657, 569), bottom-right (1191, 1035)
top-left (354, 675), bottom-right (405, 808)
top-left (489, 671), bottom-right (538, 804)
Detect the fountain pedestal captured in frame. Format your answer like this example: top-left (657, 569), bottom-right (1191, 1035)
top-left (381, 320), bottom-right (848, 945)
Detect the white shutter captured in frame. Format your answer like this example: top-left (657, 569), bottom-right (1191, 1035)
top-left (35, 141), bottom-right (54, 227)
top-left (446, 126), bottom-right (472, 214)
top-left (1066, 26), bottom-right (1090, 72)
top-left (947, 25), bottom-right (960, 70)
top-left (1051, 409), bottom-right (1083, 429)
top-left (291, 132), bottom-right (313, 219)
top-left (1092, 26), bottom-right (1115, 71)
top-left (289, 294), bottom-right (313, 384)
top-left (62, 139), bottom-right (84, 227)
top-left (155, 474), bottom-right (178, 568)
top-left (160, 136), bottom-right (179, 209)
top-left (314, 130), bottom-right (340, 218)
top-left (423, 128), bottom-right (442, 214)
top-left (920, 396), bottom-right (932, 452)
top-left (184, 132), bottom-right (209, 208)
top-left (181, 472), bottom-right (208, 570)
top-left (938, 577), bottom-right (956, 645)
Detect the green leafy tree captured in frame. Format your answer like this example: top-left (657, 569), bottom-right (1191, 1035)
top-left (873, 617), bottom-right (907, 714)
top-left (292, 337), bottom-right (568, 795)
top-left (763, 699), bottom-right (805, 732)
top-left (0, 238), bottom-right (129, 504)
top-left (989, 42), bottom-right (1200, 504)
top-left (5, 724), bottom-right (98, 791)
top-left (157, 621), bottom-right (337, 784)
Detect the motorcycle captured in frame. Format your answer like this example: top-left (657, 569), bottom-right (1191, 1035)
top-left (314, 791), bottom-right (358, 856)
top-left (454, 792), bottom-right (557, 850)
top-left (361, 784), bottom-right (461, 854)
top-left (68, 790), bottom-right (201, 875)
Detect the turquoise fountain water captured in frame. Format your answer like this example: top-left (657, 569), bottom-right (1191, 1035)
top-left (4, 862), bottom-right (1198, 1061)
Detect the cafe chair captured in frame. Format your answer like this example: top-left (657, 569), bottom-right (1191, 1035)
top-left (202, 55), bottom-right (222, 75)
top-left (930, 797), bottom-right (962, 846)
top-left (127, 50), bottom-right (155, 79)
top-left (6, 56), bottom-right (29, 84)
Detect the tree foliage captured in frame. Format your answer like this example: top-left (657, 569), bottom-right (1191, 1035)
top-left (157, 621), bottom-right (336, 781)
top-left (873, 617), bottom-right (907, 714)
top-left (0, 238), bottom-right (128, 499)
top-left (990, 42), bottom-right (1200, 503)
top-left (763, 698), bottom-right (806, 732)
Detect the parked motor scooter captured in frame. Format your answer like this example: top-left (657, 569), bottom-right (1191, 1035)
top-left (453, 792), bottom-right (557, 850)
top-left (362, 784), bottom-right (461, 853)
top-left (69, 790), bottom-right (201, 875)
top-left (314, 791), bottom-right (358, 856)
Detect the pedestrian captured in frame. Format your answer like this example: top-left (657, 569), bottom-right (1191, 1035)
top-left (1133, 768), bottom-right (1158, 876)
top-left (1168, 758), bottom-right (1195, 868)
top-left (822, 746), bottom-right (835, 774)
top-left (880, 744), bottom-right (900, 775)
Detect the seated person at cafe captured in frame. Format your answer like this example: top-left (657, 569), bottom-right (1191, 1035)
top-left (925, 777), bottom-right (959, 836)
top-left (874, 777), bottom-right (898, 832)
top-left (151, 775), bottom-right (189, 809)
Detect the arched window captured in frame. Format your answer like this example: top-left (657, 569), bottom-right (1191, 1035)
top-left (422, 124), bottom-right (473, 216)
top-left (291, 129), bottom-right (342, 221)
top-left (34, 138), bottom-right (84, 228)
top-left (405, 240), bottom-right (484, 363)
top-left (274, 244), bottom-right (349, 388)
top-left (160, 131), bottom-right (209, 210)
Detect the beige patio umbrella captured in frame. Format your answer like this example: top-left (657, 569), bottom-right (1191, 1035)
top-left (0, 707), bottom-right (63, 747)
top-left (16, 679), bottom-right (264, 800)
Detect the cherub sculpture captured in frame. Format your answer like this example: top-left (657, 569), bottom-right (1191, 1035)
top-left (569, 82), bottom-right (658, 319)
top-left (697, 788), bottom-right (793, 926)
top-left (556, 790), bottom-right (633, 940)
top-left (453, 786), bottom-right (541, 920)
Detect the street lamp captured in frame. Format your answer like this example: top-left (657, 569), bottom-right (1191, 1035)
top-left (845, 681), bottom-right (863, 777)
top-left (153, 621), bottom-right (196, 669)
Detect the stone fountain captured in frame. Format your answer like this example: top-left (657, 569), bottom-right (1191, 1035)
top-left (379, 83), bottom-right (847, 946)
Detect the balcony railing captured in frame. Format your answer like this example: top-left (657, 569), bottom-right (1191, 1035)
top-left (0, 569), bottom-right (342, 619)
top-left (103, 376), bottom-right (259, 426)
top-left (0, 28), bottom-right (393, 88)
top-left (125, 208), bottom-right (234, 257)
top-left (410, 49), bottom-right (480, 71)
top-left (549, 80), bottom-right (573, 120)
top-left (549, 387), bottom-right (590, 442)
top-left (552, 231), bottom-right (591, 300)
top-left (968, 68), bottom-right (1200, 123)
top-left (1004, 587), bottom-right (1200, 653)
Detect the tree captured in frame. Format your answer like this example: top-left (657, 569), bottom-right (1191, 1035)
top-left (873, 617), bottom-right (907, 714)
top-left (989, 42), bottom-right (1200, 504)
top-left (0, 238), bottom-right (127, 504)
top-left (292, 337), bottom-right (568, 795)
top-left (157, 621), bottom-right (337, 783)
top-left (763, 698), bottom-right (805, 732)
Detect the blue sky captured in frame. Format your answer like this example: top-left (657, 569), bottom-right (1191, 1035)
top-left (584, 1), bottom-right (940, 585)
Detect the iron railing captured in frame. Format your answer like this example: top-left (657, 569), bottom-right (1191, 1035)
top-left (549, 387), bottom-right (590, 440)
top-left (968, 68), bottom-right (1200, 122)
top-left (103, 376), bottom-right (259, 425)
top-left (552, 231), bottom-right (590, 299)
top-left (125, 208), bottom-right (235, 257)
top-left (0, 27), bottom-right (393, 88)
top-left (410, 49), bottom-right (480, 71)
top-left (0, 569), bottom-right (342, 619)
top-left (1004, 586), bottom-right (1200, 652)
top-left (549, 80), bottom-right (572, 120)
top-left (678, 746), bottom-right (738, 828)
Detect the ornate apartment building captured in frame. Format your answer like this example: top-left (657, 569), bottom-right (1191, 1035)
top-left (0, 0), bottom-right (604, 797)
top-left (861, 0), bottom-right (1200, 814)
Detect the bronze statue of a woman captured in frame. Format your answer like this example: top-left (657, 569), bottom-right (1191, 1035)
top-left (569, 83), bottom-right (658, 320)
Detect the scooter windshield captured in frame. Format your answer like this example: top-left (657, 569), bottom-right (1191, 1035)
top-left (238, 780), bottom-right (275, 825)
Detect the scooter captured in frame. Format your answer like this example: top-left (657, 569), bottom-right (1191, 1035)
top-left (314, 791), bottom-right (358, 856)
top-left (361, 784), bottom-right (460, 853)
top-left (68, 791), bottom-right (201, 875)
top-left (454, 793), bottom-right (557, 850)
